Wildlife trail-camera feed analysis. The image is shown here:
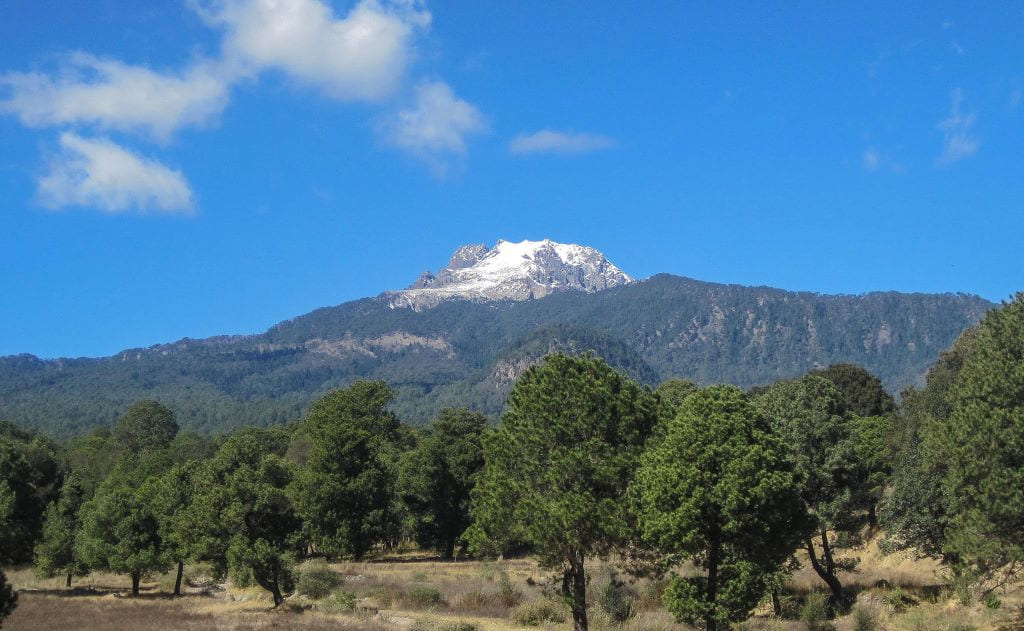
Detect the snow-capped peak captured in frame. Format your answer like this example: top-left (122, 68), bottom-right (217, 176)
top-left (389, 239), bottom-right (634, 309)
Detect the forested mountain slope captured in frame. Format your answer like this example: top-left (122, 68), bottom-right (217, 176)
top-left (0, 274), bottom-right (993, 437)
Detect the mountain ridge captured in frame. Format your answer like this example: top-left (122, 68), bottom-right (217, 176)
top-left (0, 271), bottom-right (994, 438)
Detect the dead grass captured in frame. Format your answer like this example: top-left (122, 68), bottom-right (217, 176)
top-left (3, 536), bottom-right (1023, 631)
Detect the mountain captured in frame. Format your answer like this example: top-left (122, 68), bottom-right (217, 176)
top-left (0, 242), bottom-right (995, 438)
top-left (389, 239), bottom-right (633, 309)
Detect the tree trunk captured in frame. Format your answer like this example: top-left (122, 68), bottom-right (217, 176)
top-left (561, 551), bottom-right (588, 631)
top-left (130, 571), bottom-right (141, 597)
top-left (706, 530), bottom-right (721, 631)
top-left (771, 587), bottom-right (782, 617)
top-left (442, 537), bottom-right (456, 560)
top-left (868, 503), bottom-right (878, 529)
top-left (174, 559), bottom-right (184, 596)
top-left (66, 572), bottom-right (72, 588)
top-left (805, 535), bottom-right (844, 604)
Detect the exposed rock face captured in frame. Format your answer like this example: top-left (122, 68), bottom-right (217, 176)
top-left (389, 239), bottom-right (634, 309)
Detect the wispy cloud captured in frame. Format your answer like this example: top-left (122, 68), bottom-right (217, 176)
top-left (379, 80), bottom-right (486, 174)
top-left (38, 133), bottom-right (194, 214)
top-left (0, 53), bottom-right (230, 142)
top-left (937, 88), bottom-right (979, 165)
top-left (508, 130), bottom-right (616, 155)
top-left (197, 0), bottom-right (430, 101)
top-left (862, 147), bottom-right (906, 174)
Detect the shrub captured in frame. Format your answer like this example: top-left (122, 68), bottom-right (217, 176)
top-left (512, 599), bottom-right (567, 626)
top-left (410, 622), bottom-right (477, 631)
top-left (597, 575), bottom-right (636, 623)
top-left (851, 603), bottom-right (881, 631)
top-left (403, 585), bottom-right (444, 609)
top-left (296, 561), bottom-right (343, 599)
top-left (799, 593), bottom-right (835, 631)
top-left (320, 589), bottom-right (358, 612)
top-left (983, 592), bottom-right (1001, 609)
top-left (455, 589), bottom-right (496, 610)
top-left (497, 573), bottom-right (524, 608)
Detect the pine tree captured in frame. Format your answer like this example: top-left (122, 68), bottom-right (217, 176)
top-left (632, 385), bottom-right (810, 631)
top-left (469, 354), bottom-right (659, 631)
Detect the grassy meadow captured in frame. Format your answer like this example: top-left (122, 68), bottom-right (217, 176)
top-left (5, 534), bottom-right (1021, 631)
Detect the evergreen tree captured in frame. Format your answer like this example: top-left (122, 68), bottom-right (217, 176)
top-left (75, 459), bottom-right (169, 596)
top-left (469, 354), bottom-right (659, 631)
top-left (111, 400), bottom-right (179, 456)
top-left (189, 428), bottom-right (300, 606)
top-left (812, 364), bottom-right (895, 417)
top-left (141, 462), bottom-right (201, 596)
top-left (755, 375), bottom-right (862, 605)
top-left (882, 331), bottom-right (976, 557)
top-left (941, 294), bottom-right (1024, 584)
top-left (292, 381), bottom-right (403, 559)
top-left (0, 437), bottom-right (44, 564)
top-left (397, 408), bottom-right (486, 559)
top-left (632, 385), bottom-right (810, 631)
top-left (34, 473), bottom-right (88, 587)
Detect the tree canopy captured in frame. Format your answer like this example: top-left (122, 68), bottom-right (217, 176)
top-left (633, 385), bottom-right (810, 631)
top-left (469, 354), bottom-right (659, 631)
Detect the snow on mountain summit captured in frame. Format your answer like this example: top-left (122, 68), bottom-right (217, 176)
top-left (389, 239), bottom-right (634, 309)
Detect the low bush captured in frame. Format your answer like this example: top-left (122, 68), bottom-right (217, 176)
top-left (799, 593), bottom-right (835, 631)
top-left (851, 603), bottom-right (882, 631)
top-left (296, 561), bottom-right (343, 599)
top-left (319, 589), bottom-right (358, 613)
top-left (512, 599), bottom-right (567, 626)
top-left (401, 586), bottom-right (444, 609)
top-left (596, 575), bottom-right (636, 623)
top-left (496, 573), bottom-right (524, 608)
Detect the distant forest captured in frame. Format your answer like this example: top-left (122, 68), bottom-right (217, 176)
top-left (0, 274), bottom-right (993, 438)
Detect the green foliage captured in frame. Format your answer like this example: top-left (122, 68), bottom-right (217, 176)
top-left (940, 294), bottom-right (1024, 579)
top-left (469, 353), bottom-right (659, 630)
top-left (755, 375), bottom-right (863, 602)
top-left (633, 385), bottom-right (810, 630)
top-left (511, 598), bottom-right (567, 626)
top-left (881, 332), bottom-right (976, 557)
top-left (34, 473), bottom-right (88, 583)
top-left (0, 568), bottom-right (16, 629)
top-left (799, 593), bottom-right (835, 631)
top-left (321, 589), bottom-right (357, 612)
top-left (75, 463), bottom-right (170, 594)
top-left (188, 427), bottom-right (300, 606)
top-left (404, 585), bottom-right (444, 608)
top-left (111, 400), bottom-right (179, 454)
top-left (0, 437), bottom-right (46, 564)
top-left (295, 561), bottom-right (342, 599)
top-left (811, 364), bottom-right (895, 417)
top-left (655, 378), bottom-right (698, 421)
top-left (397, 408), bottom-right (486, 558)
top-left (292, 381), bottom-right (404, 559)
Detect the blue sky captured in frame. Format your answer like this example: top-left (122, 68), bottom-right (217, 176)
top-left (1, 1), bottom-right (1022, 358)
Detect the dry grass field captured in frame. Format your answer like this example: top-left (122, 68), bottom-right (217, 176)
top-left (4, 539), bottom-right (1023, 631)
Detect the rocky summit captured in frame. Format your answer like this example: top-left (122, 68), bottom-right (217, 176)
top-left (389, 239), bottom-right (634, 309)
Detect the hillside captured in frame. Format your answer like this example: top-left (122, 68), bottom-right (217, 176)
top-left (0, 274), bottom-right (993, 437)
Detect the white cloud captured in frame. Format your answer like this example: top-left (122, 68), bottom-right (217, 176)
top-left (38, 133), bottom-right (194, 214)
top-left (0, 53), bottom-right (230, 141)
top-left (508, 129), bottom-right (616, 155)
top-left (863, 148), bottom-right (880, 171)
top-left (199, 0), bottom-right (429, 101)
top-left (380, 80), bottom-right (485, 167)
top-left (862, 147), bottom-right (906, 174)
top-left (937, 88), bottom-right (979, 165)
